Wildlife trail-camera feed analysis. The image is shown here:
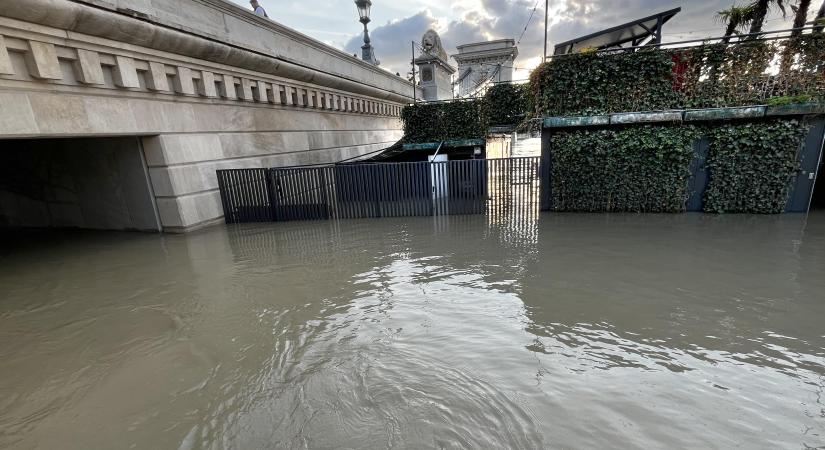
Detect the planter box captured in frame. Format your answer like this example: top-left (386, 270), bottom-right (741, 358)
top-left (543, 116), bottom-right (610, 128)
top-left (684, 106), bottom-right (765, 121)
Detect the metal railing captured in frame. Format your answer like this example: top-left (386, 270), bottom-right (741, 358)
top-left (217, 157), bottom-right (541, 223)
top-left (545, 26), bottom-right (825, 59)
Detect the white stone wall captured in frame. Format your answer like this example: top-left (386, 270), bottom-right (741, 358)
top-left (87, 0), bottom-right (415, 97)
top-left (0, 3), bottom-right (409, 232)
top-left (0, 0), bottom-right (421, 102)
top-left (140, 110), bottom-right (401, 232)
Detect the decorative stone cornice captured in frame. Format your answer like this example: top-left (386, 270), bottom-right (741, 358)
top-left (0, 0), bottom-right (417, 103)
top-left (152, 0), bottom-right (396, 79)
top-left (452, 39), bottom-right (518, 66)
top-left (452, 48), bottom-right (519, 64)
top-left (0, 21), bottom-right (403, 117)
top-left (414, 54), bottom-right (456, 75)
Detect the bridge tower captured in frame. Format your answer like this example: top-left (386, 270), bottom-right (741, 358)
top-left (452, 40), bottom-right (518, 98)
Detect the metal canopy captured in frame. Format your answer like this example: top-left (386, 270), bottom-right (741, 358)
top-left (553, 8), bottom-right (681, 55)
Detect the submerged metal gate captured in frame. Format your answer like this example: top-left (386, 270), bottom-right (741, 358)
top-left (217, 157), bottom-right (540, 223)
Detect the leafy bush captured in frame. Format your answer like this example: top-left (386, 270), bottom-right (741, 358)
top-left (401, 101), bottom-right (488, 143)
top-left (550, 125), bottom-right (701, 212)
top-left (704, 120), bottom-right (807, 214)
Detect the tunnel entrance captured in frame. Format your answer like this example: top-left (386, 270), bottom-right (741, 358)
top-left (0, 137), bottom-right (160, 232)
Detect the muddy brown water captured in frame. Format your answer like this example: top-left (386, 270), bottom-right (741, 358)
top-left (1, 213), bottom-right (824, 449)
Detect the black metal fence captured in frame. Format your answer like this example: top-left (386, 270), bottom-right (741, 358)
top-left (217, 157), bottom-right (540, 223)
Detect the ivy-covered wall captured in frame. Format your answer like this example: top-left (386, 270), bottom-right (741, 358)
top-left (550, 125), bottom-right (701, 212)
top-left (401, 83), bottom-right (531, 143)
top-left (483, 83), bottom-right (532, 127)
top-left (705, 120), bottom-right (807, 213)
top-left (401, 101), bottom-right (488, 143)
top-left (403, 35), bottom-right (824, 143)
top-left (531, 35), bottom-right (825, 117)
top-left (533, 50), bottom-right (679, 117)
top-left (547, 119), bottom-right (810, 214)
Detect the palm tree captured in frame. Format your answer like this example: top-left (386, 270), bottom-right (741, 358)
top-left (718, 4), bottom-right (756, 41)
top-left (747, 0), bottom-right (787, 36)
top-left (815, 1), bottom-right (825, 33)
top-left (780, 0), bottom-right (812, 72)
top-left (713, 4), bottom-right (756, 82)
top-left (790, 0), bottom-right (812, 36)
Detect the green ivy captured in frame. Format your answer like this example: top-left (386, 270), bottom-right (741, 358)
top-left (482, 83), bottom-right (531, 126)
top-left (704, 120), bottom-right (807, 214)
top-left (401, 101), bottom-right (488, 143)
top-left (530, 34), bottom-right (825, 117)
top-left (531, 50), bottom-right (679, 117)
top-left (550, 125), bottom-right (701, 212)
top-left (766, 95), bottom-right (815, 106)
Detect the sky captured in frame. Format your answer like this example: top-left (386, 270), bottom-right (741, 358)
top-left (233, 0), bottom-right (824, 80)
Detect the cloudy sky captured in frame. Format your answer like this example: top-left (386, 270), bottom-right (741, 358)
top-left (232, 0), bottom-right (823, 79)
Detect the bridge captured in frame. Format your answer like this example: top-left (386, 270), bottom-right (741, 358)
top-left (0, 0), bottom-right (420, 232)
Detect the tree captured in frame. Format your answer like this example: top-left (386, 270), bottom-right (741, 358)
top-left (815, 1), bottom-right (825, 33)
top-left (713, 4), bottom-right (757, 81)
top-left (747, 0), bottom-right (787, 36)
top-left (790, 0), bottom-right (812, 36)
top-left (718, 4), bottom-right (756, 41)
top-left (780, 0), bottom-right (812, 72)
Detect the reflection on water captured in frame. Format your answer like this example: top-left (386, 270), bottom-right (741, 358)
top-left (1, 213), bottom-right (824, 449)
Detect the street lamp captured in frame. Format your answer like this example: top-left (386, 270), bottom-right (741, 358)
top-left (355, 0), bottom-right (379, 65)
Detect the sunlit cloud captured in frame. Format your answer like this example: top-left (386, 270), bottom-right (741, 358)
top-left (229, 0), bottom-right (820, 79)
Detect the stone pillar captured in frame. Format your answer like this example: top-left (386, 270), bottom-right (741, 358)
top-left (414, 30), bottom-right (456, 101)
top-left (415, 57), bottom-right (455, 101)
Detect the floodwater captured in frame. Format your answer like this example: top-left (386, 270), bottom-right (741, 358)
top-left (1, 212), bottom-right (824, 449)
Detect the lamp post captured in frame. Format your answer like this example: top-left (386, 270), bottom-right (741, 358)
top-left (355, 0), bottom-right (379, 66)
top-left (543, 0), bottom-right (548, 62)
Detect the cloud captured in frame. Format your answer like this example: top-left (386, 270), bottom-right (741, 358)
top-left (342, 0), bottom-right (815, 79)
top-left (345, 12), bottom-right (437, 77)
top-left (344, 0), bottom-right (542, 77)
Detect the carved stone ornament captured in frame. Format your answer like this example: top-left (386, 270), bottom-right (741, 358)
top-left (421, 29), bottom-right (448, 62)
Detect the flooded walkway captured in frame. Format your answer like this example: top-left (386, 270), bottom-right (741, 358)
top-left (1, 213), bottom-right (824, 449)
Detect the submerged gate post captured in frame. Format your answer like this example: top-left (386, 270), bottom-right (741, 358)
top-left (539, 126), bottom-right (553, 211)
top-left (265, 168), bottom-right (277, 222)
top-left (788, 115), bottom-right (825, 212)
top-left (686, 137), bottom-right (711, 212)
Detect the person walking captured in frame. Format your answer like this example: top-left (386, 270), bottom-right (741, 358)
top-left (250, 0), bottom-right (268, 18)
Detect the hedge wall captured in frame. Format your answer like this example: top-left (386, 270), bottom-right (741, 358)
top-left (549, 120), bottom-right (809, 214)
top-left (704, 120), bottom-right (807, 214)
top-left (402, 84), bottom-right (531, 143)
top-left (483, 83), bottom-right (531, 127)
top-left (531, 50), bottom-right (679, 117)
top-left (401, 101), bottom-right (488, 143)
top-left (550, 125), bottom-right (701, 212)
